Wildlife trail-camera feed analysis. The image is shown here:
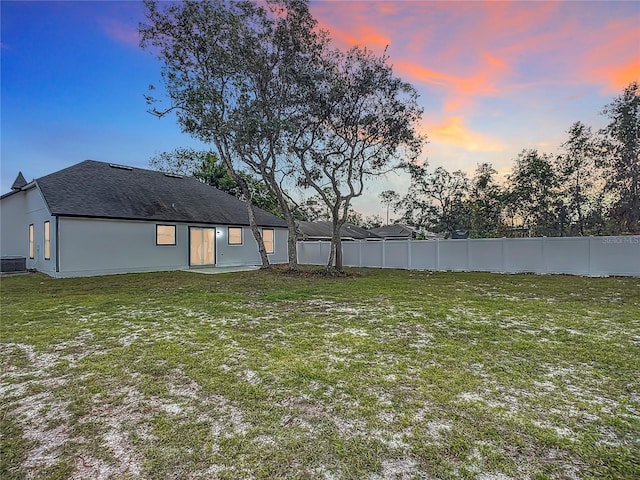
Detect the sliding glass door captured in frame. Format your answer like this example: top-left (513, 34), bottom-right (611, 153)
top-left (189, 227), bottom-right (216, 266)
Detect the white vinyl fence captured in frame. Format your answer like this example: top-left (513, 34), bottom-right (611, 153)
top-left (297, 236), bottom-right (640, 277)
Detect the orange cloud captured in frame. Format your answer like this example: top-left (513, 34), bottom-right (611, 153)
top-left (609, 57), bottom-right (640, 90)
top-left (443, 96), bottom-right (476, 114)
top-left (316, 17), bottom-right (390, 50)
top-left (582, 18), bottom-right (640, 92)
top-left (376, 2), bottom-right (400, 16)
top-left (393, 61), bottom-right (456, 87)
top-left (314, 0), bottom-right (638, 118)
top-left (394, 53), bottom-right (509, 113)
top-left (428, 117), bottom-right (505, 152)
top-left (394, 59), bottom-right (503, 95)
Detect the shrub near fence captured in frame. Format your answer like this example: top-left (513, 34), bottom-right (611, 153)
top-left (297, 236), bottom-right (640, 277)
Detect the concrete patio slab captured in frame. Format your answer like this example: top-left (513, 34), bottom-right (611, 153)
top-left (183, 265), bottom-right (261, 275)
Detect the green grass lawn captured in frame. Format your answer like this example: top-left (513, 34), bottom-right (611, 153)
top-left (1, 268), bottom-right (639, 480)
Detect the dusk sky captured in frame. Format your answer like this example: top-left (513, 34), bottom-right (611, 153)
top-left (2, 1), bottom-right (639, 217)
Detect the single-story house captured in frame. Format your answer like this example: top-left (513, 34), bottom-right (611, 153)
top-left (369, 224), bottom-right (447, 240)
top-left (296, 221), bottom-right (381, 241)
top-left (0, 160), bottom-right (288, 277)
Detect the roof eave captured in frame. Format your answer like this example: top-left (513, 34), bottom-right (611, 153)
top-left (0, 181), bottom-right (37, 200)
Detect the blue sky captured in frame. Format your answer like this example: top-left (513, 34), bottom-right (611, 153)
top-left (2, 1), bottom-right (639, 217)
top-left (2, 1), bottom-right (208, 193)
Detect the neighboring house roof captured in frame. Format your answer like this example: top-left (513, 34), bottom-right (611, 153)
top-left (297, 221), bottom-right (381, 240)
top-left (369, 224), bottom-right (416, 238)
top-left (11, 160), bottom-right (286, 227)
top-left (447, 230), bottom-right (470, 239)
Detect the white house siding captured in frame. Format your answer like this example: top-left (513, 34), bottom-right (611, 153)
top-left (0, 187), bottom-right (56, 275)
top-left (56, 217), bottom-right (288, 277)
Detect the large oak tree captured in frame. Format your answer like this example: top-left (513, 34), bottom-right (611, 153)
top-left (289, 47), bottom-right (424, 269)
top-left (140, 0), bottom-right (323, 269)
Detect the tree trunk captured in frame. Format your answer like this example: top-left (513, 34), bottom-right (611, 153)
top-left (326, 232), bottom-right (336, 270)
top-left (218, 150), bottom-right (270, 268)
top-left (242, 187), bottom-right (271, 268)
top-left (327, 214), bottom-right (345, 271)
top-left (284, 211), bottom-right (299, 271)
top-left (631, 162), bottom-right (640, 233)
top-left (576, 174), bottom-right (584, 236)
top-left (259, 168), bottom-right (298, 270)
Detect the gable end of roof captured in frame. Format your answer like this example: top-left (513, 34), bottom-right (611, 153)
top-left (11, 172), bottom-right (28, 190)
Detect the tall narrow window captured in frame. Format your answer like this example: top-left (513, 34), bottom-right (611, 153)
top-left (263, 229), bottom-right (274, 254)
top-left (29, 224), bottom-right (34, 259)
top-left (44, 221), bottom-right (51, 260)
top-left (228, 227), bottom-right (242, 245)
top-left (156, 225), bottom-right (176, 245)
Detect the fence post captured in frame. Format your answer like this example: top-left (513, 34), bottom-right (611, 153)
top-left (587, 235), bottom-right (593, 276)
top-left (501, 237), bottom-right (506, 273)
top-left (466, 238), bottom-right (471, 272)
top-left (435, 239), bottom-right (440, 271)
top-left (382, 239), bottom-right (386, 269)
top-left (358, 240), bottom-right (362, 267)
top-left (407, 239), bottom-right (412, 270)
top-left (542, 236), bottom-right (547, 273)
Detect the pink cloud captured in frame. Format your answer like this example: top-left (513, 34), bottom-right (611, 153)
top-left (101, 19), bottom-right (140, 48)
top-left (312, 0), bottom-right (638, 113)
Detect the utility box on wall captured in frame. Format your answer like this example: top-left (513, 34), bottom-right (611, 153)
top-left (1, 256), bottom-right (27, 273)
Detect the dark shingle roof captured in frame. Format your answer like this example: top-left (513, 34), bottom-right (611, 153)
top-left (369, 224), bottom-right (416, 238)
top-left (36, 160), bottom-right (286, 227)
top-left (297, 221), bottom-right (380, 240)
top-left (11, 172), bottom-right (28, 190)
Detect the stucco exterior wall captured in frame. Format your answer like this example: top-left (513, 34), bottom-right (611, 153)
top-left (58, 217), bottom-right (188, 277)
top-left (56, 217), bottom-right (288, 277)
top-left (0, 187), bottom-right (56, 275)
top-left (215, 226), bottom-right (288, 267)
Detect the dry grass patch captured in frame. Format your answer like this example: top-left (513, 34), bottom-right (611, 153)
top-left (1, 269), bottom-right (639, 479)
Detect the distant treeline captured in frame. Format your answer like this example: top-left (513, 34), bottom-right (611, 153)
top-left (391, 81), bottom-right (639, 237)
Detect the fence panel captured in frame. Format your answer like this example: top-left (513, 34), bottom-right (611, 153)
top-left (297, 236), bottom-right (640, 277)
top-left (468, 239), bottom-right (504, 272)
top-left (384, 241), bottom-right (409, 269)
top-left (410, 241), bottom-right (438, 270)
top-left (502, 238), bottom-right (544, 273)
top-left (590, 236), bottom-right (640, 276)
top-left (361, 241), bottom-right (384, 268)
top-left (544, 237), bottom-right (589, 275)
top-left (342, 242), bottom-right (361, 267)
top-left (296, 241), bottom-right (324, 265)
top-left (438, 241), bottom-right (469, 271)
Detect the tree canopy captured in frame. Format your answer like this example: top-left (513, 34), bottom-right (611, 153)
top-left (150, 148), bottom-right (282, 218)
top-left (393, 82), bottom-right (639, 238)
top-left (141, 0), bottom-right (424, 270)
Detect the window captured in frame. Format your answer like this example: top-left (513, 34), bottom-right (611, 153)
top-left (156, 225), bottom-right (176, 245)
top-left (44, 221), bottom-right (50, 260)
top-left (29, 224), bottom-right (34, 259)
top-left (228, 227), bottom-right (243, 245)
top-left (263, 229), bottom-right (274, 254)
